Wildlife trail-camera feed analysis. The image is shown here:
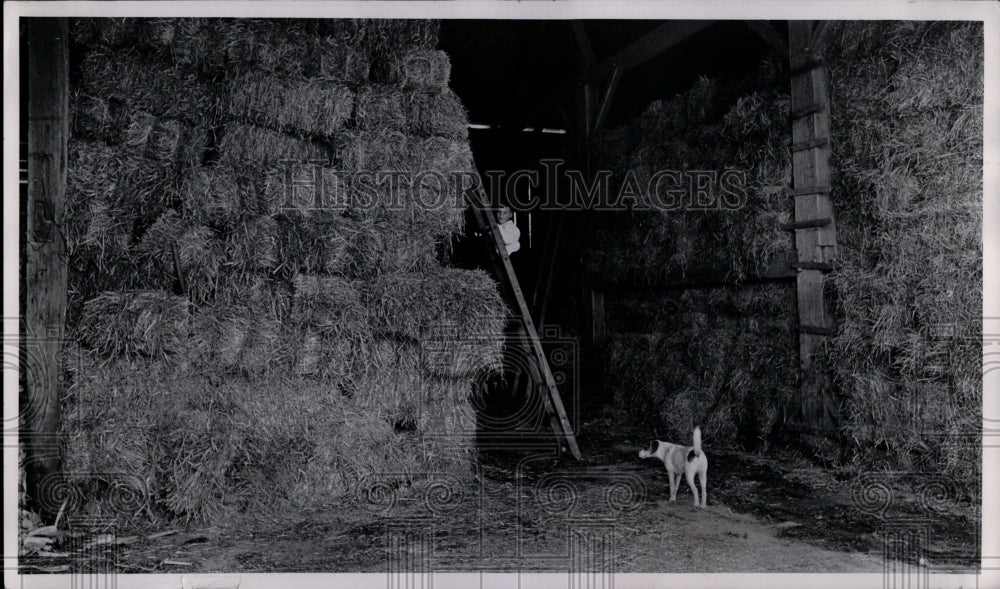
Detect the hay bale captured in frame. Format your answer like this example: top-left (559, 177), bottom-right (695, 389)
top-left (216, 19), bottom-right (369, 81)
top-left (291, 274), bottom-right (366, 330)
top-left (355, 86), bottom-right (409, 132)
top-left (362, 19), bottom-right (439, 55)
top-left (238, 319), bottom-right (285, 378)
top-left (77, 48), bottom-right (213, 125)
top-left (223, 73), bottom-right (355, 138)
top-left (364, 267), bottom-right (507, 376)
top-left (352, 338), bottom-right (426, 422)
top-left (224, 216), bottom-right (279, 274)
top-left (364, 20), bottom-right (441, 83)
top-left (76, 291), bottom-right (192, 359)
top-left (65, 139), bottom-right (179, 241)
top-left (291, 399), bottom-right (408, 504)
top-left (601, 285), bottom-right (796, 448)
top-left (180, 164), bottom-right (264, 228)
top-left (338, 130), bottom-right (411, 171)
top-left (586, 65), bottom-right (792, 286)
top-left (380, 49), bottom-right (451, 89)
top-left (407, 89), bottom-right (469, 139)
top-left (123, 113), bottom-right (207, 166)
top-left (72, 93), bottom-right (208, 166)
top-left (335, 133), bottom-right (469, 235)
top-left (70, 17), bottom-right (173, 47)
top-left (70, 92), bottom-right (128, 144)
top-left (190, 306), bottom-right (291, 377)
top-left (271, 211), bottom-right (362, 278)
top-left (350, 221), bottom-right (439, 276)
top-left (217, 122), bottom-right (332, 167)
top-left (135, 213), bottom-right (223, 305)
top-left (61, 354), bottom-right (335, 523)
top-left (261, 163), bottom-right (349, 215)
top-left (821, 21), bottom-right (982, 485)
top-left (62, 14), bottom-right (492, 524)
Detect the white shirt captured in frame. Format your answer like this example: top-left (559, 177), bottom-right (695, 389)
top-left (498, 220), bottom-right (521, 254)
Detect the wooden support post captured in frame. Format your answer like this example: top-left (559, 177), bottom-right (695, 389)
top-left (570, 20), bottom-right (597, 71)
top-left (531, 214), bottom-right (563, 328)
top-left (787, 21), bottom-right (839, 450)
top-left (590, 290), bottom-right (606, 348)
top-left (592, 66), bottom-right (622, 137)
top-left (24, 18), bottom-right (69, 517)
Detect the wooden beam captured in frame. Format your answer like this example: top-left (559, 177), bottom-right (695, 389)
top-left (810, 21), bottom-right (832, 52)
top-left (570, 20), bottom-right (597, 70)
top-left (745, 21), bottom-right (788, 55)
top-left (575, 20), bottom-right (714, 84)
top-left (592, 65), bottom-right (622, 136)
top-left (590, 290), bottom-right (606, 348)
top-left (24, 18), bottom-right (69, 518)
top-left (531, 215), bottom-right (564, 328)
top-left (787, 20), bottom-right (839, 451)
top-left (780, 217), bottom-right (832, 231)
top-left (574, 81), bottom-right (598, 164)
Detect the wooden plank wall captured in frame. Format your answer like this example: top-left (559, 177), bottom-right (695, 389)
top-left (787, 21), bottom-right (840, 449)
top-left (23, 18), bottom-right (70, 516)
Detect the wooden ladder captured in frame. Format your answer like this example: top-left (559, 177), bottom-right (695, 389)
top-left (466, 187), bottom-right (582, 460)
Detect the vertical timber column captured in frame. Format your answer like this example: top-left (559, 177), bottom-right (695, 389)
top-left (24, 18), bottom-right (70, 516)
top-left (576, 82), bottom-right (605, 406)
top-left (788, 22), bottom-right (838, 446)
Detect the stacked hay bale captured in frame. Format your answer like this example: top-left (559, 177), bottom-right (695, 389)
top-left (603, 286), bottom-right (797, 449)
top-left (822, 22), bottom-right (982, 492)
top-left (586, 65), bottom-right (791, 285)
top-left (587, 63), bottom-right (797, 449)
top-left (61, 18), bottom-right (506, 524)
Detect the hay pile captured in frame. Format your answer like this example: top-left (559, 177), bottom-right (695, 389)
top-left (821, 22), bottom-right (982, 491)
top-left (603, 285), bottom-right (797, 450)
top-left (587, 64), bottom-right (791, 286)
top-left (590, 22), bottom-right (982, 489)
top-left (61, 18), bottom-right (505, 525)
top-left (587, 62), bottom-right (796, 450)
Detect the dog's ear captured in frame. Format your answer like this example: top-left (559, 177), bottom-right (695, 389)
top-left (646, 439), bottom-right (658, 453)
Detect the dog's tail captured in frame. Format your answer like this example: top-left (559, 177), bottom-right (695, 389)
top-left (692, 426), bottom-right (703, 456)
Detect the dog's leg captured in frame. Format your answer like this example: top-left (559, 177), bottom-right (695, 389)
top-left (667, 472), bottom-right (678, 501)
top-left (699, 470), bottom-right (707, 508)
top-left (686, 468), bottom-right (700, 507)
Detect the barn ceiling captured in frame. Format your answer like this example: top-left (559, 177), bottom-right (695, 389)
top-left (439, 20), bottom-right (779, 133)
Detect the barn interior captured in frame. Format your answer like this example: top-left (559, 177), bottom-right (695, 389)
top-left (17, 16), bottom-right (982, 572)
top-left (439, 21), bottom-right (782, 448)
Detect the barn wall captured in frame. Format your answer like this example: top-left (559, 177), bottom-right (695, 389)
top-left (586, 61), bottom-right (797, 449)
top-left (823, 21), bottom-right (982, 494)
top-left (59, 18), bottom-right (506, 524)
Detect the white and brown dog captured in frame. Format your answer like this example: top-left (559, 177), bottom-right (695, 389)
top-left (638, 427), bottom-right (708, 508)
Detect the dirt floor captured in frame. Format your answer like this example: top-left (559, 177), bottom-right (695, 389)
top-left (20, 429), bottom-right (980, 575)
